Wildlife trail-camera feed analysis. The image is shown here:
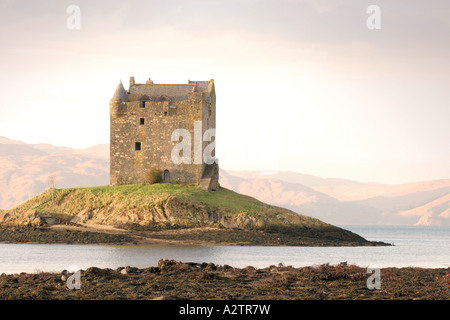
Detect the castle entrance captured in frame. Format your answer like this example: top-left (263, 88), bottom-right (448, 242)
top-left (163, 170), bottom-right (170, 182)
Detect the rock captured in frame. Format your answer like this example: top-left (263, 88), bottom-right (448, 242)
top-left (76, 209), bottom-right (93, 223)
top-left (158, 259), bottom-right (176, 271)
top-left (85, 267), bottom-right (111, 277)
top-left (120, 268), bottom-right (128, 275)
top-left (0, 212), bottom-right (10, 223)
top-left (70, 216), bottom-right (81, 224)
top-left (205, 263), bottom-right (217, 271)
top-left (44, 217), bottom-right (56, 225)
top-left (177, 263), bottom-right (190, 271)
top-left (269, 265), bottom-right (278, 272)
top-left (61, 270), bottom-right (69, 281)
top-left (152, 296), bottom-right (177, 300)
top-left (143, 266), bottom-right (159, 273)
top-left (125, 266), bottom-right (139, 274)
top-left (243, 266), bottom-right (256, 273)
top-left (187, 262), bottom-right (200, 269)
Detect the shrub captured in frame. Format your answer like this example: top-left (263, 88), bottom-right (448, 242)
top-left (146, 168), bottom-right (162, 184)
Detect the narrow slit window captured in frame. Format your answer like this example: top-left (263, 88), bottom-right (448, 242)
top-left (164, 111), bottom-right (168, 116)
top-left (140, 118), bottom-right (145, 125)
top-left (135, 142), bottom-right (141, 151)
top-left (140, 101), bottom-right (145, 108)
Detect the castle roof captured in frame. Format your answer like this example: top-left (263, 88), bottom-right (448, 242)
top-left (128, 80), bottom-right (213, 102)
top-left (111, 81), bottom-right (128, 102)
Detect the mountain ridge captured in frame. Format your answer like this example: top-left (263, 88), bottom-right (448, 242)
top-left (220, 170), bottom-right (450, 226)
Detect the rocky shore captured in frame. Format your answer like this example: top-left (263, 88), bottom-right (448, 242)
top-left (0, 225), bottom-right (134, 245)
top-left (0, 259), bottom-right (448, 300)
top-left (0, 225), bottom-right (389, 246)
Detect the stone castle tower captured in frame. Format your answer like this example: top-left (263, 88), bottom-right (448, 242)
top-left (109, 77), bottom-right (219, 191)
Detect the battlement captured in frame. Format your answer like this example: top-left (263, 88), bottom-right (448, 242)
top-left (125, 78), bottom-right (214, 103)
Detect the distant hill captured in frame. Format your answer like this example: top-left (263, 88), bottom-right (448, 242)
top-left (221, 170), bottom-right (450, 226)
top-left (0, 137), bottom-right (109, 209)
top-left (0, 137), bottom-right (448, 226)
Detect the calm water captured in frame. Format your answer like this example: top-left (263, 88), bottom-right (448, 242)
top-left (0, 226), bottom-right (448, 274)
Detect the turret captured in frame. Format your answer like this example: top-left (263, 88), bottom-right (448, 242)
top-left (110, 81), bottom-right (128, 118)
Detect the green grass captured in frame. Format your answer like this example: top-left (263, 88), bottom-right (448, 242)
top-left (57, 184), bottom-right (270, 217)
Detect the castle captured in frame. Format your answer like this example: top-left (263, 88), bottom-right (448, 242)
top-left (109, 77), bottom-right (219, 191)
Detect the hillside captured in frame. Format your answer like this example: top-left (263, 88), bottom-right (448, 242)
top-left (222, 170), bottom-right (450, 226)
top-left (219, 171), bottom-right (383, 225)
top-left (0, 184), bottom-right (386, 246)
top-left (0, 136), bottom-right (109, 210)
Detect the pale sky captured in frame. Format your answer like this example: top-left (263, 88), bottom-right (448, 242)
top-left (0, 0), bottom-right (449, 184)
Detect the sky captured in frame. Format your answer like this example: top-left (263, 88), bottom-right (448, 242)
top-left (0, 0), bottom-right (449, 184)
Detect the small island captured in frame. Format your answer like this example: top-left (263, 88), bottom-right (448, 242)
top-left (0, 184), bottom-right (388, 246)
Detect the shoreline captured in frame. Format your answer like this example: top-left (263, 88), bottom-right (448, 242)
top-left (1, 262), bottom-right (448, 276)
top-left (0, 259), bottom-right (448, 300)
top-left (0, 225), bottom-right (391, 247)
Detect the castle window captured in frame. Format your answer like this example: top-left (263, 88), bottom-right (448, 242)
top-left (140, 101), bottom-right (145, 108)
top-left (135, 142), bottom-right (141, 151)
top-left (164, 111), bottom-right (168, 116)
top-left (140, 118), bottom-right (145, 125)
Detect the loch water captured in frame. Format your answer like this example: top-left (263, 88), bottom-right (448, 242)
top-left (0, 225), bottom-right (448, 274)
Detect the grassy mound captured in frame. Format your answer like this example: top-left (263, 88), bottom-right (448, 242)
top-left (0, 184), bottom-right (387, 246)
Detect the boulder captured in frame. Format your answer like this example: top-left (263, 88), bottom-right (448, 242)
top-left (0, 212), bottom-right (10, 223)
top-left (84, 267), bottom-right (111, 277)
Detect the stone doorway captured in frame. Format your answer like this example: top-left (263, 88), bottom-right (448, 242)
top-left (163, 169), bottom-right (170, 182)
